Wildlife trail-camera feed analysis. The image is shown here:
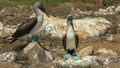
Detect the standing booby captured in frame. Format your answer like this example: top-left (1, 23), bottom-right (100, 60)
top-left (62, 15), bottom-right (80, 60)
top-left (9, 2), bottom-right (49, 45)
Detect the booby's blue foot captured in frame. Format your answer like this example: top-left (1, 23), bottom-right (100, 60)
top-left (71, 55), bottom-right (80, 60)
top-left (64, 53), bottom-right (71, 60)
top-left (32, 39), bottom-right (39, 44)
top-left (31, 36), bottom-right (39, 45)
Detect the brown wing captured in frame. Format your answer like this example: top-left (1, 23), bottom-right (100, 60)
top-left (12, 17), bottom-right (37, 38)
top-left (62, 34), bottom-right (66, 51)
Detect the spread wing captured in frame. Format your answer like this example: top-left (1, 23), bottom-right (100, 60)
top-left (12, 17), bottom-right (37, 38)
top-left (62, 34), bottom-right (66, 51)
top-left (75, 34), bottom-right (79, 48)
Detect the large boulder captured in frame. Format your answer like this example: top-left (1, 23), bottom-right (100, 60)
top-left (73, 17), bottom-right (111, 38)
top-left (0, 25), bottom-right (16, 38)
top-left (22, 42), bottom-right (53, 64)
top-left (39, 16), bottom-right (112, 40)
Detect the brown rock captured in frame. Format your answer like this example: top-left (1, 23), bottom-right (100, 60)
top-left (75, 31), bottom-right (87, 41)
top-left (107, 34), bottom-right (120, 42)
top-left (95, 48), bottom-right (118, 58)
top-left (30, 62), bottom-right (54, 68)
top-left (22, 43), bottom-right (53, 64)
top-left (78, 46), bottom-right (94, 57)
top-left (0, 62), bottom-right (22, 68)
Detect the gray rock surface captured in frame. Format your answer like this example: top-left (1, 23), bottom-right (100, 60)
top-left (115, 6), bottom-right (120, 14)
top-left (22, 42), bottom-right (53, 64)
top-left (0, 25), bottom-right (16, 38)
top-left (0, 51), bottom-right (17, 62)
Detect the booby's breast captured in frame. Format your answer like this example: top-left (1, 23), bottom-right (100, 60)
top-left (30, 15), bottom-right (43, 35)
top-left (66, 26), bottom-right (76, 50)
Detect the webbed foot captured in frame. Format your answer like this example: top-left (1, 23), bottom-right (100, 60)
top-left (64, 53), bottom-right (71, 60)
top-left (31, 37), bottom-right (39, 45)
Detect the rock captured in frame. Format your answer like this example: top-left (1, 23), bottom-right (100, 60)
top-left (74, 17), bottom-right (111, 38)
top-left (53, 56), bottom-right (99, 67)
top-left (96, 57), bottom-right (120, 65)
top-left (106, 6), bottom-right (116, 12)
top-left (95, 48), bottom-right (118, 58)
top-left (94, 6), bottom-right (120, 15)
top-left (45, 50), bottom-right (54, 61)
top-left (78, 46), bottom-right (94, 57)
top-left (102, 58), bottom-right (120, 65)
top-left (41, 16), bottom-right (111, 39)
top-left (22, 42), bottom-right (53, 64)
top-left (23, 42), bottom-right (45, 63)
top-left (0, 25), bottom-right (16, 38)
top-left (40, 22), bottom-right (64, 38)
top-left (107, 34), bottom-right (120, 42)
top-left (94, 48), bottom-right (119, 65)
top-left (107, 35), bottom-right (113, 41)
top-left (81, 56), bottom-right (99, 66)
top-left (0, 51), bottom-right (17, 62)
top-left (115, 6), bottom-right (120, 14)
top-left (0, 21), bottom-right (3, 36)
top-left (0, 62), bottom-right (22, 68)
top-left (91, 62), bottom-right (120, 68)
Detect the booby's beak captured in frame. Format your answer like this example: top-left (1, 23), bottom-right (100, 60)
top-left (44, 9), bottom-right (50, 17)
top-left (39, 3), bottom-right (50, 17)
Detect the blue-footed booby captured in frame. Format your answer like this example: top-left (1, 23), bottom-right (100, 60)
top-left (9, 2), bottom-right (50, 48)
top-left (62, 15), bottom-right (80, 60)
